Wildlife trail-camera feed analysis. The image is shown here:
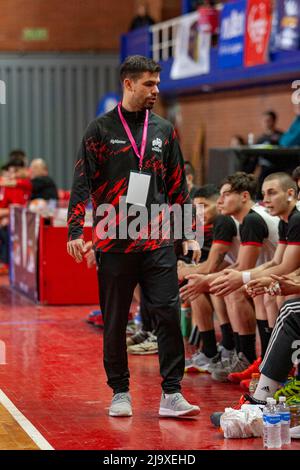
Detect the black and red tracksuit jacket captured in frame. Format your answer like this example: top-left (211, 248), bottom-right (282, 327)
top-left (67, 105), bottom-right (193, 253)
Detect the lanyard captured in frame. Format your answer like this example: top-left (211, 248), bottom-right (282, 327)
top-left (117, 102), bottom-right (149, 171)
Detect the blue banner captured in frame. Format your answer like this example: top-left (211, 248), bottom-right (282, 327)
top-left (218, 0), bottom-right (246, 68)
top-left (278, 0), bottom-right (300, 50)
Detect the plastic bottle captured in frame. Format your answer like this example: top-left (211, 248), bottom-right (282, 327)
top-left (263, 398), bottom-right (281, 449)
top-left (180, 303), bottom-right (192, 338)
top-left (248, 132), bottom-right (255, 146)
top-left (277, 396), bottom-right (291, 445)
top-left (249, 373), bottom-right (260, 394)
top-left (263, 397), bottom-right (272, 448)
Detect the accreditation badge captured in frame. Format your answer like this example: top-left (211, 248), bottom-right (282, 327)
top-left (126, 171), bottom-right (151, 207)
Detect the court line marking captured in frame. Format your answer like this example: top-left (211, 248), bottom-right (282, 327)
top-left (0, 389), bottom-right (54, 450)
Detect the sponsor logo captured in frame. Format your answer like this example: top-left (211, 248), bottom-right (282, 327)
top-left (247, 3), bottom-right (269, 54)
top-left (221, 10), bottom-right (245, 40)
top-left (152, 137), bottom-right (162, 153)
top-left (110, 139), bottom-right (127, 144)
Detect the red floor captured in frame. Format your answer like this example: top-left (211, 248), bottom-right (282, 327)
top-left (0, 276), bottom-right (299, 451)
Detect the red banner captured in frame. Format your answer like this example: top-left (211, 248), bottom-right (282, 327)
top-left (244, 0), bottom-right (272, 67)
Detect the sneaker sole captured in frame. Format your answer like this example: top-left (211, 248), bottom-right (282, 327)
top-left (211, 373), bottom-right (229, 383)
top-left (127, 349), bottom-right (158, 355)
top-left (184, 365), bottom-right (210, 373)
top-left (159, 407), bottom-right (200, 417)
top-left (109, 410), bottom-right (133, 417)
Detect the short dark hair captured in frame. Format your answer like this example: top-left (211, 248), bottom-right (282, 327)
top-left (194, 184), bottom-right (219, 200)
top-left (184, 161), bottom-right (195, 177)
top-left (292, 166), bottom-right (300, 182)
top-left (264, 172), bottom-right (297, 194)
top-left (1, 158), bottom-right (25, 171)
top-left (263, 110), bottom-right (277, 122)
top-left (9, 149), bottom-right (26, 160)
top-left (120, 55), bottom-right (161, 82)
top-left (221, 172), bottom-right (257, 200)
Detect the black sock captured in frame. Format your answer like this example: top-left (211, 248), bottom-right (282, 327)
top-left (239, 334), bottom-right (256, 363)
top-left (220, 323), bottom-right (235, 350)
top-left (201, 329), bottom-right (218, 358)
top-left (257, 320), bottom-right (272, 359)
top-left (233, 332), bottom-right (240, 353)
top-left (188, 325), bottom-right (201, 347)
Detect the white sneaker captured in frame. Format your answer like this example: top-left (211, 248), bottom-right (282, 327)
top-left (109, 392), bottom-right (132, 417)
top-left (159, 392), bottom-right (200, 417)
top-left (127, 335), bottom-right (158, 355)
top-left (185, 351), bottom-right (219, 373)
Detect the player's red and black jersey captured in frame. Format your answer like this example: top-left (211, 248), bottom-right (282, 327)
top-left (212, 215), bottom-right (237, 245)
top-left (278, 206), bottom-right (300, 245)
top-left (239, 209), bottom-right (268, 246)
top-left (68, 106), bottom-right (193, 252)
top-left (200, 223), bottom-right (213, 261)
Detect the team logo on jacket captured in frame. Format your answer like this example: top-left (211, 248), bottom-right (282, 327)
top-left (152, 138), bottom-right (162, 153)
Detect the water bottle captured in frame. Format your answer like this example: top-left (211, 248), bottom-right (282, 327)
top-left (249, 373), bottom-right (260, 394)
top-left (263, 398), bottom-right (281, 449)
top-left (277, 396), bottom-right (291, 445)
top-left (263, 398), bottom-right (272, 448)
top-left (248, 132), bottom-right (255, 146)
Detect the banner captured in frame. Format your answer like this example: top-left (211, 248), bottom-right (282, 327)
top-left (170, 12), bottom-right (210, 79)
top-left (198, 6), bottom-right (219, 34)
top-left (218, 0), bottom-right (247, 68)
top-left (10, 207), bottom-right (40, 302)
top-left (244, 0), bottom-right (272, 66)
top-left (277, 0), bottom-right (300, 50)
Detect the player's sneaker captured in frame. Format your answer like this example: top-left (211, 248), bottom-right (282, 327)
top-left (228, 357), bottom-right (261, 384)
top-left (185, 351), bottom-right (219, 373)
top-left (274, 378), bottom-right (300, 401)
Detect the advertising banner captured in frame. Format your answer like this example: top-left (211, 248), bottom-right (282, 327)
top-left (171, 12), bottom-right (210, 79)
top-left (218, 0), bottom-right (246, 68)
top-left (244, 0), bottom-right (272, 66)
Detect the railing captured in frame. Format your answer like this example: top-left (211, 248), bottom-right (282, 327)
top-left (150, 11), bottom-right (198, 62)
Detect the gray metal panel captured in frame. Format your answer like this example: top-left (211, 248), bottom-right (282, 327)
top-left (0, 54), bottom-right (119, 188)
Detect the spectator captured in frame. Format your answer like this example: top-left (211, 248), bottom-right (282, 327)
top-left (0, 163), bottom-right (31, 271)
top-left (230, 135), bottom-right (246, 148)
top-left (0, 158), bottom-right (58, 203)
top-left (184, 161), bottom-right (199, 198)
top-left (8, 149), bottom-right (27, 167)
top-left (292, 165), bottom-right (300, 199)
top-left (280, 103), bottom-right (300, 147)
top-left (129, 3), bottom-right (155, 31)
top-left (29, 159), bottom-right (58, 201)
top-left (256, 110), bottom-right (283, 146)
top-left (254, 110), bottom-right (284, 195)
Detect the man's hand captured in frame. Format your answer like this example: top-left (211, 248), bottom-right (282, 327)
top-left (84, 241), bottom-right (96, 268)
top-left (267, 274), bottom-right (300, 296)
top-left (245, 277), bottom-right (273, 297)
top-left (182, 240), bottom-right (201, 264)
top-left (179, 273), bottom-right (208, 302)
top-left (177, 260), bottom-right (199, 282)
top-left (209, 269), bottom-right (243, 296)
top-left (67, 238), bottom-right (86, 263)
